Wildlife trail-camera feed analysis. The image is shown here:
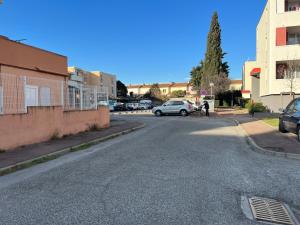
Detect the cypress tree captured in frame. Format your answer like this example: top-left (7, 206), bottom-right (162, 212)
top-left (202, 12), bottom-right (223, 90)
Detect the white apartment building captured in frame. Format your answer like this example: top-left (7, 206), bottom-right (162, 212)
top-left (243, 0), bottom-right (300, 112)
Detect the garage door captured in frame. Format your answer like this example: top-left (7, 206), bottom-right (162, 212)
top-left (25, 85), bottom-right (38, 107)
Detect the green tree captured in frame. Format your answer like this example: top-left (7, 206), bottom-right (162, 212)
top-left (221, 53), bottom-right (230, 76)
top-left (116, 80), bottom-right (128, 97)
top-left (171, 90), bottom-right (186, 98)
top-left (190, 61), bottom-right (203, 91)
top-left (202, 12), bottom-right (223, 90)
top-left (149, 83), bottom-right (161, 99)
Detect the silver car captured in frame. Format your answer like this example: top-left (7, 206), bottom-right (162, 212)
top-left (152, 100), bottom-right (193, 117)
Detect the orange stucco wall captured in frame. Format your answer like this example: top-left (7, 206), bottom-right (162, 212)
top-left (0, 106), bottom-right (110, 150)
top-left (0, 36), bottom-right (68, 76)
top-left (0, 65), bottom-right (67, 114)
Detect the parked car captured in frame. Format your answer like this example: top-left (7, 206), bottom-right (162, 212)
top-left (279, 97), bottom-right (300, 142)
top-left (139, 103), bottom-right (152, 110)
top-left (187, 100), bottom-right (200, 111)
top-left (114, 103), bottom-right (127, 111)
top-left (109, 100), bottom-right (117, 111)
top-left (140, 100), bottom-right (152, 105)
top-left (152, 100), bottom-right (193, 117)
top-left (126, 103), bottom-right (139, 111)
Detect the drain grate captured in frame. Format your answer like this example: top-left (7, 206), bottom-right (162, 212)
top-left (249, 197), bottom-right (295, 225)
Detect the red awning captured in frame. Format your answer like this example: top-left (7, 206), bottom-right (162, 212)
top-left (250, 68), bottom-right (261, 78)
top-left (241, 90), bottom-right (250, 94)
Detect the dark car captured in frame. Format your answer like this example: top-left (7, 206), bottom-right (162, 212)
top-left (114, 103), bottom-right (127, 111)
top-left (279, 98), bottom-right (300, 142)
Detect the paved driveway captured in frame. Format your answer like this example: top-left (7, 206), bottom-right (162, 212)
top-left (0, 116), bottom-right (299, 225)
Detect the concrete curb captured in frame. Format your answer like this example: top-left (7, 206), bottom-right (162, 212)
top-left (231, 119), bottom-right (300, 161)
top-left (0, 123), bottom-right (146, 176)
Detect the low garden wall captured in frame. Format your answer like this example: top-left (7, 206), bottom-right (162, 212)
top-left (0, 106), bottom-right (110, 150)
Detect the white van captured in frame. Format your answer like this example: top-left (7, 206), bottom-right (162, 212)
top-left (140, 100), bottom-right (152, 105)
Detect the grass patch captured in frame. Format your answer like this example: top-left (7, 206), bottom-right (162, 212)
top-left (262, 118), bottom-right (279, 128)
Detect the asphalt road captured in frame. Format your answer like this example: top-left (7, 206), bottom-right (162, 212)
top-left (0, 115), bottom-right (300, 225)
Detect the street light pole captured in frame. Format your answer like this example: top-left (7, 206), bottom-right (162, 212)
top-left (209, 83), bottom-right (214, 98)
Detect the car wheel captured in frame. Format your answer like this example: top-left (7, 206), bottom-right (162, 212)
top-left (180, 109), bottom-right (188, 117)
top-left (279, 120), bottom-right (287, 133)
top-left (297, 126), bottom-right (300, 143)
top-left (155, 110), bottom-right (162, 117)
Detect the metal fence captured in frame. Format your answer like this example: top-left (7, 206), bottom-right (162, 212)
top-left (0, 73), bottom-right (108, 115)
top-left (64, 84), bottom-right (108, 111)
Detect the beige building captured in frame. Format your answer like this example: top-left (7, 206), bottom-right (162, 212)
top-left (127, 80), bottom-right (242, 97)
top-left (127, 83), bottom-right (191, 97)
top-left (229, 80), bottom-right (243, 91)
top-left (92, 71), bottom-right (117, 99)
top-left (243, 0), bottom-right (300, 111)
top-left (68, 67), bottom-right (100, 88)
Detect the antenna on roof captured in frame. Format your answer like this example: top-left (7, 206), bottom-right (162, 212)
top-left (14, 39), bottom-right (27, 43)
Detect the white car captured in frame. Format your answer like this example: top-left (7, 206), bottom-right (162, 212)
top-left (152, 100), bottom-right (193, 117)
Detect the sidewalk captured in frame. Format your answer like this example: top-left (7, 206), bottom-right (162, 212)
top-left (217, 109), bottom-right (300, 157)
top-left (0, 120), bottom-right (144, 172)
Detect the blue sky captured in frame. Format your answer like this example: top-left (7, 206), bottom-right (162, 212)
top-left (0, 0), bottom-right (266, 84)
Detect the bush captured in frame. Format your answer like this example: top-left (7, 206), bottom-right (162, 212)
top-left (246, 102), bottom-right (267, 115)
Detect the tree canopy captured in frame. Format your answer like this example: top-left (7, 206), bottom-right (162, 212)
top-left (191, 11), bottom-right (230, 95)
top-left (116, 80), bottom-right (128, 97)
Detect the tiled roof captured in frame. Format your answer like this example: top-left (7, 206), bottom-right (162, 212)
top-left (230, 80), bottom-right (242, 84)
top-left (127, 82), bottom-right (189, 89)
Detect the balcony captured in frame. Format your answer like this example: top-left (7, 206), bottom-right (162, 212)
top-left (287, 26), bottom-right (300, 45)
top-left (276, 26), bottom-right (300, 46)
top-left (285, 0), bottom-right (300, 12)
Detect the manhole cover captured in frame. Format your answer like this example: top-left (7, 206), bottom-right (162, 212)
top-left (249, 197), bottom-right (295, 225)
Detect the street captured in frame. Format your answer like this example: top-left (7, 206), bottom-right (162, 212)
top-left (0, 115), bottom-right (300, 225)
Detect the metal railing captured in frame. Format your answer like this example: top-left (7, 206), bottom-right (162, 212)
top-left (0, 73), bottom-right (108, 115)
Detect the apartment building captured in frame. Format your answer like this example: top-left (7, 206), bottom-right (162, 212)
top-left (127, 82), bottom-right (192, 97)
top-left (243, 0), bottom-right (300, 111)
top-left (92, 71), bottom-right (117, 99)
top-left (127, 80), bottom-right (242, 97)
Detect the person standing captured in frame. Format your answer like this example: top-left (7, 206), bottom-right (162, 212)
top-left (204, 101), bottom-right (210, 117)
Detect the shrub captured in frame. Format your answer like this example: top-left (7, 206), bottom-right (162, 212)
top-left (50, 130), bottom-right (61, 140)
top-left (247, 102), bottom-right (267, 115)
top-left (89, 124), bottom-right (101, 131)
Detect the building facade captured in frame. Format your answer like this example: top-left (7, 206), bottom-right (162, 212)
top-left (0, 35), bottom-right (68, 114)
top-left (127, 80), bottom-right (242, 97)
top-left (229, 80), bottom-right (243, 91)
top-left (92, 71), bottom-right (117, 99)
top-left (243, 0), bottom-right (300, 112)
top-left (127, 83), bottom-right (192, 97)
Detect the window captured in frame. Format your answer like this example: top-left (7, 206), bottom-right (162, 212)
top-left (173, 101), bottom-right (184, 106)
top-left (163, 89), bottom-right (167, 93)
top-left (40, 87), bottom-right (51, 106)
top-left (25, 85), bottom-right (39, 107)
top-left (285, 0), bottom-right (300, 11)
top-left (287, 32), bottom-right (300, 45)
top-left (165, 101), bottom-right (174, 106)
top-left (276, 61), bottom-right (300, 79)
top-left (276, 63), bottom-right (287, 79)
top-left (286, 100), bottom-right (298, 114)
top-left (295, 99), bottom-right (300, 111)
